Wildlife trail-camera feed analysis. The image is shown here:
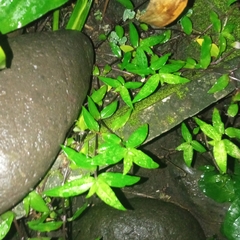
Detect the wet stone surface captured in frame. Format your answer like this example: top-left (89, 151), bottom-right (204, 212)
top-left (0, 30), bottom-right (93, 214)
top-left (75, 197), bottom-right (206, 240)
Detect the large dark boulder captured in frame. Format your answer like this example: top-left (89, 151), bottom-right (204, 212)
top-left (0, 30), bottom-right (93, 214)
top-left (75, 197), bottom-right (206, 239)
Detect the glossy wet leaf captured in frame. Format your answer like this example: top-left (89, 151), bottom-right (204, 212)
top-left (101, 133), bottom-right (122, 144)
top-left (150, 53), bottom-right (171, 71)
top-left (194, 117), bottom-right (222, 141)
top-left (0, 0), bottom-right (68, 34)
top-left (28, 191), bottom-right (49, 213)
top-left (117, 86), bottom-right (133, 109)
top-left (222, 198), bottom-right (240, 240)
top-left (67, 202), bottom-right (88, 222)
top-left (132, 74), bottom-right (160, 103)
top-left (219, 34), bottom-right (227, 56)
top-left (212, 108), bottom-right (224, 135)
top-left (92, 144), bottom-right (126, 165)
top-left (109, 42), bottom-right (122, 58)
top-left (176, 142), bottom-right (193, 167)
top-left (99, 172), bottom-right (140, 187)
top-left (87, 96), bottom-right (100, 120)
top-left (126, 148), bottom-right (159, 169)
top-left (213, 140), bottom-right (227, 173)
top-left (223, 139), bottom-right (240, 159)
top-left (100, 101), bottom-right (118, 119)
top-left (82, 106), bottom-right (99, 132)
top-left (43, 176), bottom-right (95, 197)
top-left (96, 178), bottom-right (126, 210)
top-left (140, 33), bottom-right (166, 48)
top-left (208, 74), bottom-right (229, 93)
top-left (132, 47), bottom-right (148, 68)
top-left (111, 108), bottom-right (132, 130)
top-left (225, 127), bottom-right (240, 139)
top-left (0, 211), bottom-right (14, 239)
top-left (129, 22), bottom-right (139, 48)
top-left (124, 81), bottom-right (143, 89)
top-left (0, 47), bottom-right (6, 70)
top-left (180, 15), bottom-right (192, 35)
top-left (181, 123), bottom-right (192, 142)
top-left (28, 220), bottom-right (62, 232)
top-left (123, 156), bottom-right (133, 175)
top-left (61, 145), bottom-right (96, 170)
top-left (119, 51), bottom-right (132, 69)
top-left (126, 124), bottom-right (148, 148)
top-left (159, 73), bottom-right (190, 84)
top-left (198, 171), bottom-right (235, 202)
top-left (115, 25), bottom-right (124, 38)
top-left (191, 140), bottom-right (206, 153)
top-left (227, 103), bottom-right (238, 117)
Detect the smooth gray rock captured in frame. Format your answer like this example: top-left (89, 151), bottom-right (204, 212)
top-left (0, 30), bottom-right (93, 214)
top-left (75, 197), bottom-right (206, 239)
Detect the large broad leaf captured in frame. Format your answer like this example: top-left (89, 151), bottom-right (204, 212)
top-left (0, 0), bottom-right (68, 34)
top-left (222, 198), bottom-right (240, 240)
top-left (198, 170), bottom-right (235, 202)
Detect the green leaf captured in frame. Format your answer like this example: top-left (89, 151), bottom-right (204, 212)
top-left (140, 33), bottom-right (166, 48)
top-left (101, 133), bottom-right (122, 144)
top-left (129, 22), bottom-right (139, 48)
top-left (123, 156), bottom-right (133, 175)
top-left (96, 178), bottom-right (126, 210)
top-left (194, 117), bottom-right (222, 140)
top-left (150, 53), bottom-right (171, 71)
top-left (209, 11), bottom-right (221, 33)
top-left (181, 123), bottom-right (192, 142)
top-left (0, 211), bottom-right (14, 239)
top-left (200, 35), bottom-right (212, 69)
top-left (100, 101), bottom-right (118, 119)
top-left (111, 109), bottom-right (132, 130)
top-left (82, 106), bottom-right (99, 132)
top-left (67, 202), bottom-right (88, 222)
top-left (191, 140), bottom-right (206, 153)
top-left (225, 127), bottom-right (240, 139)
top-left (159, 61), bottom-right (185, 73)
top-left (126, 148), bottom-right (159, 169)
top-left (43, 176), bottom-right (95, 197)
top-left (61, 145), bottom-right (96, 170)
top-left (213, 140), bottom-right (227, 173)
top-left (159, 73), bottom-right (190, 84)
top-left (98, 76), bottom-right (121, 88)
top-left (87, 96), bottom-right (100, 120)
top-left (232, 92), bottom-right (240, 102)
top-left (92, 144), bottom-right (126, 165)
top-left (91, 85), bottom-right (107, 106)
top-left (28, 191), bottom-right (49, 213)
top-left (115, 25), bottom-right (124, 38)
top-left (116, 0), bottom-right (133, 9)
top-left (28, 220), bottom-right (62, 232)
top-left (227, 0), bottom-right (237, 6)
top-left (0, 46), bottom-right (6, 70)
top-left (219, 34), bottom-right (227, 56)
top-left (212, 108), bottom-right (224, 135)
top-left (223, 139), bottom-right (240, 159)
top-left (132, 47), bottom-right (148, 68)
top-left (180, 15), bottom-right (193, 35)
top-left (0, 0), bottom-right (68, 34)
top-left (227, 103), bottom-right (238, 117)
top-left (208, 74), bottom-right (229, 93)
top-left (183, 144), bottom-right (194, 167)
top-left (124, 81), bottom-right (143, 89)
top-left (119, 51), bottom-right (132, 69)
top-left (66, 0), bottom-right (92, 31)
top-left (98, 172), bottom-right (140, 187)
top-left (126, 124), bottom-right (148, 148)
top-left (118, 86), bottom-right (133, 109)
top-left (132, 74), bottom-right (160, 103)
top-left (198, 171), bottom-right (235, 202)
top-left (222, 198), bottom-right (240, 240)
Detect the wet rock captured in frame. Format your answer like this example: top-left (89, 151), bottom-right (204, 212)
top-left (0, 30), bottom-right (93, 214)
top-left (75, 197), bottom-right (205, 240)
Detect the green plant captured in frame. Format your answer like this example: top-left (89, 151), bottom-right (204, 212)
top-left (0, 0), bottom-right (240, 239)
